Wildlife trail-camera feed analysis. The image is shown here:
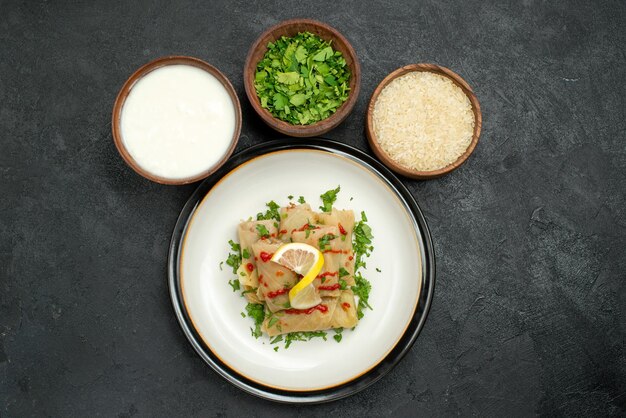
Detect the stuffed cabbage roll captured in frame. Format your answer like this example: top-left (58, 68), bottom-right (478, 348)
top-left (330, 290), bottom-right (358, 329)
top-left (262, 297), bottom-right (339, 336)
top-left (252, 239), bottom-right (299, 313)
top-left (237, 220), bottom-right (277, 303)
top-left (292, 226), bottom-right (343, 297)
top-left (279, 203), bottom-right (319, 241)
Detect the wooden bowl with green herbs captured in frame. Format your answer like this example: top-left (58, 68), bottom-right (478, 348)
top-left (244, 18), bottom-right (361, 137)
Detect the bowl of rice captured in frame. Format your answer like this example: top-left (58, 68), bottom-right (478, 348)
top-left (366, 64), bottom-right (481, 179)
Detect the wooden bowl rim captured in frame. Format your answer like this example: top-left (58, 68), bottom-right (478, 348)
top-left (111, 55), bottom-right (242, 185)
top-left (243, 18), bottom-right (361, 138)
top-left (366, 64), bottom-right (482, 179)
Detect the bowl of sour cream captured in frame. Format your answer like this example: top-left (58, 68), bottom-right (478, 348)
top-left (112, 56), bottom-right (242, 185)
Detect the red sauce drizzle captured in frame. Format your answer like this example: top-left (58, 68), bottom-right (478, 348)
top-left (246, 263), bottom-right (254, 272)
top-left (342, 302), bottom-right (351, 310)
top-left (338, 223), bottom-right (347, 235)
top-left (323, 249), bottom-right (350, 254)
top-left (291, 223), bottom-right (320, 235)
top-left (317, 271), bottom-right (338, 278)
top-left (348, 255), bottom-right (354, 261)
top-left (284, 304), bottom-right (328, 315)
top-left (258, 274), bottom-right (264, 284)
top-left (267, 288), bottom-right (289, 298)
top-left (279, 229), bottom-right (287, 235)
top-left (260, 252), bottom-right (273, 262)
top-left (276, 271), bottom-right (284, 277)
top-left (318, 283), bottom-right (341, 291)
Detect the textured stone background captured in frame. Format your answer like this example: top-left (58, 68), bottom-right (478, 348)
top-left (1, 0), bottom-right (625, 416)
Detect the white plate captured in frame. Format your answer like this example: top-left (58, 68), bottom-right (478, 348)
top-left (169, 140), bottom-right (434, 402)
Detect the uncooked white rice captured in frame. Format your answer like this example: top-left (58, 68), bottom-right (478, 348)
top-left (372, 71), bottom-right (475, 172)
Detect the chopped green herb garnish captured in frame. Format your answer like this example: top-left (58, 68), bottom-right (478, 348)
top-left (242, 248), bottom-right (250, 259)
top-left (351, 272), bottom-right (372, 320)
top-left (338, 267), bottom-right (349, 278)
top-left (319, 186), bottom-right (340, 212)
top-left (229, 240), bottom-right (240, 252)
top-left (376, 267), bottom-right (381, 273)
top-left (241, 287), bottom-right (257, 295)
top-left (288, 195), bottom-right (294, 200)
top-left (270, 335), bottom-right (283, 344)
top-left (219, 262), bottom-right (224, 271)
top-left (274, 346), bottom-right (279, 352)
top-left (228, 279), bottom-right (241, 292)
top-left (353, 211), bottom-right (373, 271)
top-left (318, 233), bottom-right (336, 251)
top-left (239, 272), bottom-right (246, 277)
top-left (268, 316), bottom-right (279, 328)
top-left (298, 196), bottom-right (306, 204)
top-left (254, 32), bottom-right (351, 125)
top-left (246, 303), bottom-right (265, 339)
top-left (333, 327), bottom-right (343, 343)
top-left (257, 200), bottom-right (281, 222)
top-left (339, 278), bottom-right (347, 290)
top-left (284, 331), bottom-right (327, 348)
top-left (225, 239), bottom-right (242, 274)
top-left (350, 197), bottom-right (353, 201)
top-left (240, 312), bottom-right (246, 318)
top-left (256, 224), bottom-right (270, 238)
top-left (301, 221), bottom-right (316, 238)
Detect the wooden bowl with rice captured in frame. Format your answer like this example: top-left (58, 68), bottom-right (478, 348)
top-left (365, 64), bottom-right (482, 179)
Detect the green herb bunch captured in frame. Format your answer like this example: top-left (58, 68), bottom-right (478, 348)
top-left (254, 32), bottom-right (351, 125)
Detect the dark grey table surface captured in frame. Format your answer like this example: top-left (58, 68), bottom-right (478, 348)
top-left (1, 0), bottom-right (625, 416)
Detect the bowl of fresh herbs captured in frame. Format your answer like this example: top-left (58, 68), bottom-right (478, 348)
top-left (244, 18), bottom-right (361, 137)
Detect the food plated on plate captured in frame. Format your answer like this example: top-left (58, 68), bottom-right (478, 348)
top-left (169, 140), bottom-right (434, 401)
top-left (222, 186), bottom-right (373, 349)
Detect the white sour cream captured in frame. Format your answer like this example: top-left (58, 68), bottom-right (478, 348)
top-left (120, 64), bottom-right (236, 180)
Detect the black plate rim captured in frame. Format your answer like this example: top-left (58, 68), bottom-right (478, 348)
top-left (168, 138), bottom-right (436, 404)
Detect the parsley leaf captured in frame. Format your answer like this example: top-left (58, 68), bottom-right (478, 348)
top-left (242, 248), bottom-right (250, 259)
top-left (352, 272), bottom-right (372, 320)
top-left (246, 303), bottom-right (265, 339)
top-left (298, 196), bottom-right (306, 204)
top-left (284, 331), bottom-right (327, 349)
top-left (353, 211), bottom-right (373, 271)
top-left (318, 233), bottom-right (336, 251)
top-left (257, 200), bottom-right (281, 222)
top-left (333, 327), bottom-right (343, 343)
top-left (256, 224), bottom-right (270, 238)
top-left (228, 279), bottom-right (240, 292)
top-left (319, 185), bottom-right (340, 212)
top-left (224, 240), bottom-right (242, 274)
top-left (351, 211), bottom-right (374, 319)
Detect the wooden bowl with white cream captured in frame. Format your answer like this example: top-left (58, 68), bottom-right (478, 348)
top-left (112, 56), bottom-right (242, 185)
top-left (366, 64), bottom-right (481, 179)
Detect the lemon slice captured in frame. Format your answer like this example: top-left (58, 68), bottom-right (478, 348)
top-left (271, 243), bottom-right (324, 309)
top-left (290, 283), bottom-right (321, 310)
